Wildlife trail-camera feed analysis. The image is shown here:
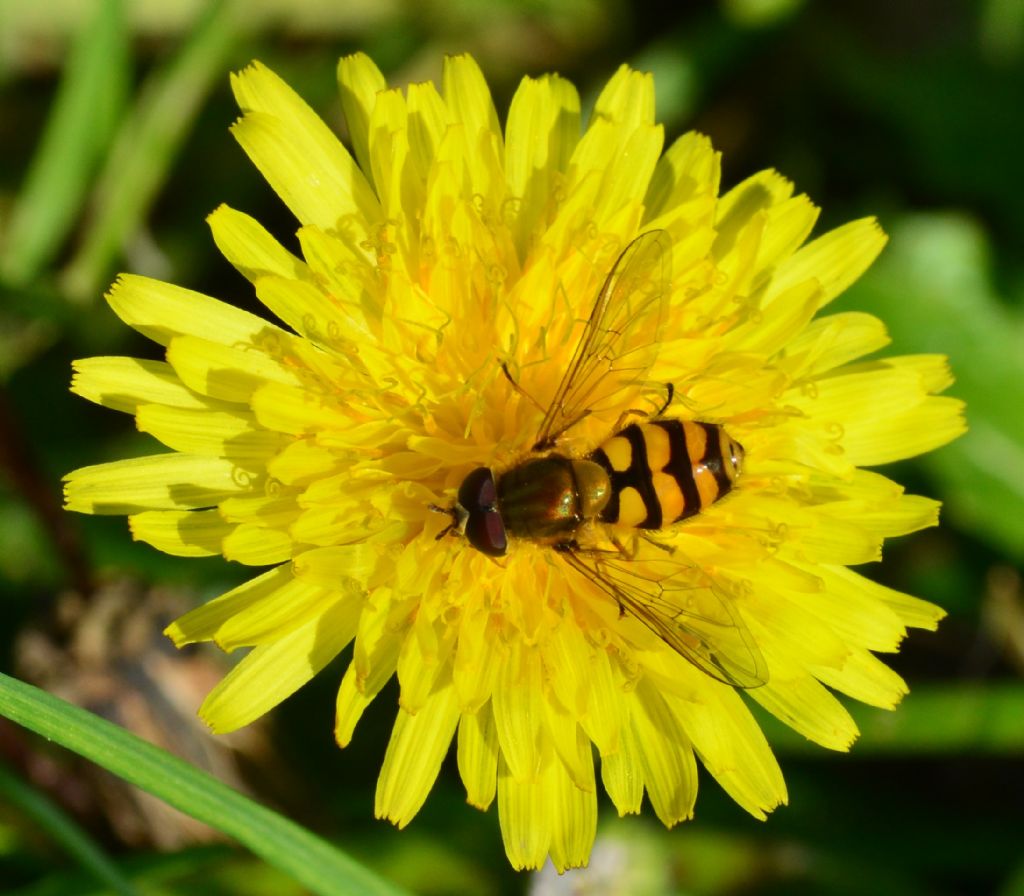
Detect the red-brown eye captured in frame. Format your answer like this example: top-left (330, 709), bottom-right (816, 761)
top-left (458, 467), bottom-right (507, 556)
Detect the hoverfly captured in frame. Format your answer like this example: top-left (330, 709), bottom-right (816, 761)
top-left (436, 231), bottom-right (767, 689)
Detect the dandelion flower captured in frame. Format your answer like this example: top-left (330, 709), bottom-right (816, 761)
top-left (65, 53), bottom-right (965, 871)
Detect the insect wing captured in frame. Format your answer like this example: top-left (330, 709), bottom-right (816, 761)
top-left (557, 547), bottom-right (767, 689)
top-left (534, 230), bottom-right (671, 449)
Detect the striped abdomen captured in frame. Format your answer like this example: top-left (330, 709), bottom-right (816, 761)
top-left (589, 420), bottom-right (744, 529)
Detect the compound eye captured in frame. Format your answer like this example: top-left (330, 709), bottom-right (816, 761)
top-left (458, 467), bottom-right (507, 557)
top-left (458, 467), bottom-right (496, 511)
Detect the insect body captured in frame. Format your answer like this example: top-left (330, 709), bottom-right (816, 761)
top-left (439, 231), bottom-right (766, 689)
top-left (458, 420), bottom-right (743, 552)
top-left (591, 419), bottom-right (744, 530)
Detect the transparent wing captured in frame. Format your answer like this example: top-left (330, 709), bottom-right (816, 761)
top-left (534, 230), bottom-right (671, 449)
top-left (556, 546), bottom-right (768, 688)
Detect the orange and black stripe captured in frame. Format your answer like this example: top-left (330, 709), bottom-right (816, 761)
top-left (589, 419), bottom-right (743, 529)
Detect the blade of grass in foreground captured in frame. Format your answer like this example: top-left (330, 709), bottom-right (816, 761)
top-left (0, 673), bottom-right (409, 896)
top-left (0, 760), bottom-right (142, 896)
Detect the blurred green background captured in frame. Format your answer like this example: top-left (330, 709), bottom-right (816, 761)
top-left (1, 0), bottom-right (1022, 894)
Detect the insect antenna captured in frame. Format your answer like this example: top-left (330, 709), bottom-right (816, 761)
top-left (655, 382), bottom-right (674, 416)
top-left (501, 361), bottom-right (547, 416)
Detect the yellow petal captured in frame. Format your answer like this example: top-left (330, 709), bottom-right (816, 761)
top-left (254, 274), bottom-right (366, 348)
top-left (230, 61), bottom-right (379, 231)
top-left (631, 680), bottom-right (697, 827)
top-left (200, 597), bottom-right (359, 732)
top-left (295, 226), bottom-right (380, 343)
top-left (747, 589), bottom-right (850, 671)
top-left (543, 698), bottom-right (593, 793)
top-left (600, 125), bottom-right (664, 223)
top-left (136, 403), bottom-right (287, 461)
top-left (563, 66), bottom-right (660, 231)
top-left (207, 204), bottom-right (308, 283)
top-left (788, 364), bottom-right (962, 464)
top-left (755, 667), bottom-right (859, 751)
top-left (405, 80), bottom-right (448, 183)
top-left (337, 52), bottom-right (387, 185)
top-left (106, 274), bottom-right (280, 348)
top-left (504, 73), bottom-right (581, 256)
top-left (166, 564), bottom-right (293, 646)
top-left (250, 381), bottom-right (351, 435)
top-left (671, 681), bottom-right (786, 819)
top-left (828, 566), bottom-right (945, 631)
top-left (375, 670), bottom-right (460, 828)
top-left (757, 194), bottom-right (819, 289)
top-left (599, 711), bottom-right (644, 816)
top-left (267, 438), bottom-right (345, 486)
top-left (788, 564), bottom-right (908, 653)
top-left (886, 353), bottom-right (955, 393)
top-left (352, 589), bottom-right (410, 697)
top-left (780, 311), bottom-right (891, 379)
top-left (593, 64), bottom-right (655, 132)
top-left (222, 524), bottom-right (294, 566)
top-left (397, 612), bottom-right (455, 714)
top-left (732, 495), bottom-right (881, 565)
top-left (812, 646), bottom-right (908, 708)
top-left (823, 494), bottom-right (940, 540)
top-left (219, 492), bottom-right (300, 525)
top-left (538, 617), bottom-right (591, 719)
top-left (726, 279), bottom-right (821, 356)
top-left (213, 576), bottom-right (350, 651)
top-left (442, 53), bottom-right (501, 147)
top-left (578, 645), bottom-right (625, 756)
top-left (645, 131), bottom-right (720, 223)
top-left (570, 118), bottom-right (662, 225)
top-left (64, 454), bottom-right (251, 514)
top-left (716, 169), bottom-right (794, 235)
top-left (129, 508), bottom-right (232, 557)
top-left (335, 661), bottom-right (373, 747)
top-left (496, 748), bottom-right (553, 871)
top-left (292, 544), bottom-right (381, 586)
top-left (491, 640), bottom-right (542, 780)
top-left (165, 334), bottom-right (303, 404)
top-left (451, 600), bottom-right (501, 713)
top-left (548, 736), bottom-right (597, 873)
top-left (71, 357), bottom-right (209, 413)
top-left (367, 88), bottom-right (417, 229)
top-left (844, 395), bottom-right (967, 466)
top-left (770, 216), bottom-right (888, 309)
top-left (457, 704), bottom-right (498, 810)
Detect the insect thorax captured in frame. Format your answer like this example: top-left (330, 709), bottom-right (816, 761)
top-left (495, 455), bottom-right (610, 541)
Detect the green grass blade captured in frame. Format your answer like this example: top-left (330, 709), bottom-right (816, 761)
top-left (0, 760), bottom-right (143, 896)
top-left (60, 0), bottom-right (252, 303)
top-left (0, 673), bottom-right (410, 896)
top-left (0, 0), bottom-right (129, 285)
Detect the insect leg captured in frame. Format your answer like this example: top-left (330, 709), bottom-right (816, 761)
top-left (640, 532), bottom-right (677, 555)
top-left (606, 383), bottom-right (675, 434)
top-left (427, 503), bottom-right (458, 540)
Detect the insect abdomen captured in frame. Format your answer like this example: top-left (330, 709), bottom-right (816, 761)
top-left (589, 420), bottom-right (743, 529)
